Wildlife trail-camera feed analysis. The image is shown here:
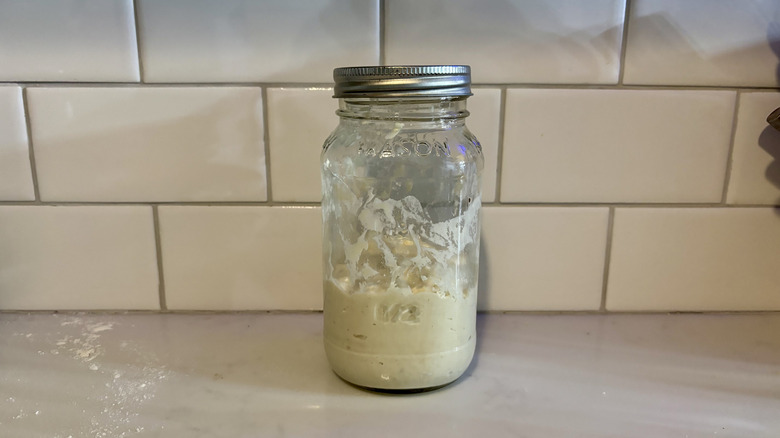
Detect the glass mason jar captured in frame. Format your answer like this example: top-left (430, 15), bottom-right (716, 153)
top-left (321, 66), bottom-right (483, 391)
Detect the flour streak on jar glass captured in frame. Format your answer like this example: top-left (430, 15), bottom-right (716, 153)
top-left (321, 66), bottom-right (483, 391)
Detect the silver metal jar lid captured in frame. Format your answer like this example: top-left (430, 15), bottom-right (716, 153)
top-left (333, 65), bottom-right (471, 98)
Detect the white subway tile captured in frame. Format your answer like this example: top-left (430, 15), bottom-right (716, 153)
top-left (480, 207), bottom-right (609, 311)
top-left (607, 208), bottom-right (780, 311)
top-left (159, 206), bottom-right (322, 310)
top-left (267, 88), bottom-right (335, 202)
top-left (624, 0), bottom-right (780, 87)
top-left (27, 87), bottom-right (266, 202)
top-left (0, 0), bottom-right (138, 82)
top-left (727, 92), bottom-right (780, 205)
top-left (385, 0), bottom-right (625, 84)
top-left (136, 0), bottom-right (379, 83)
top-left (0, 86), bottom-right (34, 201)
top-left (469, 88), bottom-right (501, 203)
top-left (0, 206), bottom-right (158, 310)
top-left (501, 89), bottom-right (735, 203)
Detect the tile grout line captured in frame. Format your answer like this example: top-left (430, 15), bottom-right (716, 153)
top-left (1, 308), bottom-right (778, 315)
top-left (3, 81), bottom-right (779, 92)
top-left (20, 87), bottom-right (41, 202)
top-left (616, 0), bottom-right (633, 85)
top-left (261, 87), bottom-right (275, 205)
top-left (152, 205), bottom-right (168, 311)
top-left (720, 92), bottom-right (742, 204)
top-left (0, 201), bottom-right (778, 208)
top-left (131, 0), bottom-right (145, 83)
top-left (378, 0), bottom-right (385, 65)
top-left (493, 87), bottom-right (508, 203)
top-left (497, 84), bottom-right (780, 92)
top-left (599, 207), bottom-right (617, 312)
top-left (11, 82), bottom-right (336, 88)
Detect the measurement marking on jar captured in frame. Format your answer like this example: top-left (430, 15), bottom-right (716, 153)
top-left (374, 303), bottom-right (421, 324)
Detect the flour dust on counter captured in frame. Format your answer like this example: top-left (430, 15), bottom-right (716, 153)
top-left (1, 313), bottom-right (779, 437)
top-left (0, 315), bottom-right (169, 438)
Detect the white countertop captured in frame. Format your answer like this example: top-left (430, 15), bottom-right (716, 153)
top-left (1, 313), bottom-right (779, 437)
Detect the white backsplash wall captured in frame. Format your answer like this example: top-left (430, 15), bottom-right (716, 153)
top-left (0, 0), bottom-right (779, 312)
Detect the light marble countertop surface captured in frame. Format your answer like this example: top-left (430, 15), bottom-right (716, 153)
top-left (1, 313), bottom-right (778, 438)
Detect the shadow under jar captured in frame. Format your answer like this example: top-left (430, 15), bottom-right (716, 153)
top-left (321, 66), bottom-right (484, 391)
